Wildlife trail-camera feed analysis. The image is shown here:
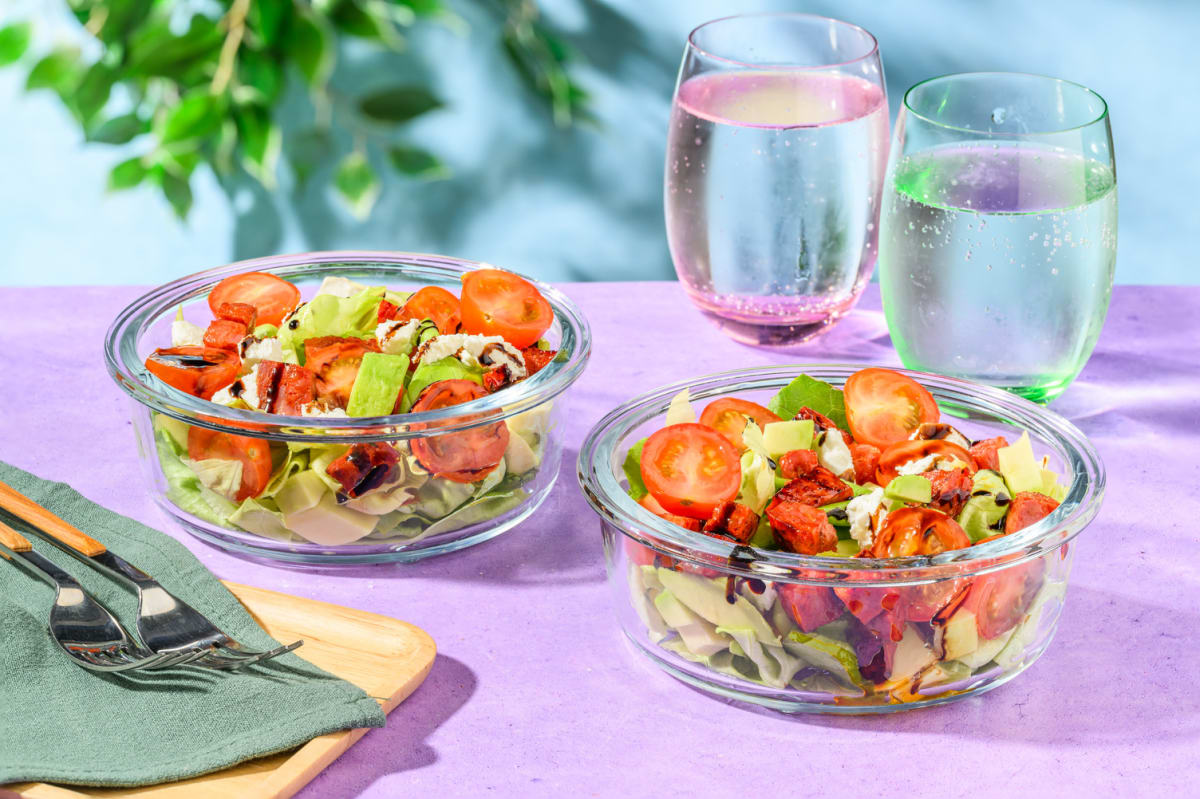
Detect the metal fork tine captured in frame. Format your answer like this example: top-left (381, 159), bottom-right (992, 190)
top-left (204, 641), bottom-right (303, 669)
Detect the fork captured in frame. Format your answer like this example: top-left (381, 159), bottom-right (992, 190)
top-left (0, 482), bottom-right (302, 669)
top-left (0, 521), bottom-right (206, 673)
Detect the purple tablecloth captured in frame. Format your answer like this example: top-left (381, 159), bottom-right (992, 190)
top-left (2, 283), bottom-right (1197, 796)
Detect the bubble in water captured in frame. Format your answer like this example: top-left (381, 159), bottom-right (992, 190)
top-left (991, 107), bottom-right (1007, 124)
top-left (1051, 267), bottom-right (1059, 275)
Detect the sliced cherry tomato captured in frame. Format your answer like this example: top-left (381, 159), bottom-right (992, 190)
top-left (902, 578), bottom-right (969, 623)
top-left (640, 423), bottom-right (740, 520)
top-left (968, 436), bottom-right (1009, 471)
top-left (638, 493), bottom-right (703, 532)
top-left (779, 448), bottom-right (819, 479)
top-left (409, 379), bottom-right (509, 483)
top-left (203, 318), bottom-right (248, 351)
top-left (778, 584), bottom-right (845, 632)
top-left (865, 507), bottom-right (971, 558)
top-left (1005, 492), bottom-right (1060, 533)
top-left (875, 439), bottom-right (977, 485)
top-left (377, 299), bottom-right (400, 323)
top-left (765, 500), bottom-right (838, 555)
top-left (698, 398), bottom-right (781, 451)
top-left (144, 346), bottom-right (240, 399)
top-left (208, 272), bottom-right (300, 327)
top-left (849, 442), bottom-right (881, 485)
top-left (963, 558), bottom-right (1045, 639)
top-left (843, 367), bottom-right (940, 450)
top-left (398, 286), bottom-right (462, 334)
top-left (186, 425), bottom-right (272, 501)
top-left (460, 269), bottom-right (553, 349)
top-left (304, 336), bottom-right (380, 408)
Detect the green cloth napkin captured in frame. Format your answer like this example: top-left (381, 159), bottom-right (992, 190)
top-left (0, 461), bottom-right (386, 788)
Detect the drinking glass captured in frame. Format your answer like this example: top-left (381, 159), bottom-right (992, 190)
top-left (878, 73), bottom-right (1117, 402)
top-left (664, 13), bottom-right (889, 346)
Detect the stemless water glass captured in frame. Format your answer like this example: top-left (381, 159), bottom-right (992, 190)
top-left (878, 73), bottom-right (1117, 402)
top-left (664, 13), bottom-right (889, 346)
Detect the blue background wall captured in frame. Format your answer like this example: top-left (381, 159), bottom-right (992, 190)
top-left (1, 0), bottom-right (1194, 286)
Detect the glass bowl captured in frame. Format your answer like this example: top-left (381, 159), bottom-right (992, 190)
top-left (105, 251), bottom-right (591, 565)
top-left (577, 365), bottom-right (1103, 713)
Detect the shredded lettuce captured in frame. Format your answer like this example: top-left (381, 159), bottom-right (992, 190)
top-left (623, 438), bottom-right (648, 501)
top-left (767, 374), bottom-right (847, 429)
top-left (279, 285), bottom-right (385, 364)
top-left (400, 357), bottom-right (483, 412)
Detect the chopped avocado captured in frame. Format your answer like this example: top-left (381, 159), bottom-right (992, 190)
top-left (997, 431), bottom-right (1042, 495)
top-left (749, 516), bottom-right (775, 548)
top-left (783, 630), bottom-right (865, 688)
top-left (504, 431), bottom-right (539, 474)
top-left (763, 419), bottom-right (814, 457)
top-left (283, 491), bottom-right (378, 545)
top-left (957, 469), bottom-right (1010, 542)
top-left (622, 438), bottom-right (648, 500)
top-left (400, 356), bottom-right (483, 412)
top-left (884, 474), bottom-right (932, 504)
top-left (252, 323), bottom-right (278, 339)
top-left (940, 608), bottom-right (980, 661)
top-left (820, 499), bottom-right (851, 527)
top-left (665, 389), bottom-right (696, 425)
top-left (833, 539), bottom-right (860, 556)
top-left (654, 590), bottom-right (728, 657)
top-left (346, 352), bottom-right (410, 417)
top-left (228, 498), bottom-right (293, 541)
top-left (153, 414), bottom-right (190, 453)
top-left (274, 469), bottom-right (328, 516)
top-left (656, 568), bottom-right (780, 645)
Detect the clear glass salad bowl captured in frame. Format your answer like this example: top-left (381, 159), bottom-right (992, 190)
top-left (577, 365), bottom-right (1103, 713)
top-left (105, 251), bottom-right (591, 565)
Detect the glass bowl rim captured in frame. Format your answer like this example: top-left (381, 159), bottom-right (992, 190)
top-left (577, 364), bottom-right (1104, 586)
top-left (686, 12), bottom-right (880, 71)
top-left (103, 250), bottom-right (592, 443)
top-left (901, 71), bottom-right (1110, 137)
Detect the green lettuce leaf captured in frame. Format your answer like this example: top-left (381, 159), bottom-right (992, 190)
top-left (399, 356), bottom-right (483, 412)
top-left (767, 374), bottom-right (847, 429)
top-left (279, 285), bottom-right (385, 364)
top-left (623, 438), bottom-right (648, 501)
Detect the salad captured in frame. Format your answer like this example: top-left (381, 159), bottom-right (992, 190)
top-left (621, 367), bottom-right (1070, 703)
top-left (142, 268), bottom-right (560, 547)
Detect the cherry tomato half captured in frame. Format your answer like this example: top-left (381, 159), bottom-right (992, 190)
top-left (640, 423), bottom-right (741, 520)
top-left (843, 367), bottom-right (940, 449)
top-left (865, 507), bottom-right (971, 558)
top-left (698, 398), bottom-right (781, 451)
top-left (186, 425), bottom-right (273, 502)
top-left (144, 346), bottom-right (240, 399)
top-left (398, 286), bottom-right (462, 334)
top-left (207, 272), bottom-right (301, 327)
top-left (875, 439), bottom-right (977, 486)
top-left (460, 269), bottom-right (553, 349)
top-left (409, 379), bottom-right (509, 483)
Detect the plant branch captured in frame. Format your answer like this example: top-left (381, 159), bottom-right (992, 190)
top-left (210, 0), bottom-right (251, 95)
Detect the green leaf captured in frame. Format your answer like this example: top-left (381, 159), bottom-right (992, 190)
top-left (25, 47), bottom-right (81, 91)
top-left (238, 48), bottom-right (285, 104)
top-left (127, 15), bottom-right (222, 77)
top-left (160, 171), bottom-right (193, 219)
top-left (766, 374), bottom-right (848, 430)
top-left (386, 145), bottom-right (449, 180)
top-left (287, 127), bottom-right (333, 186)
top-left (87, 112), bottom-right (146, 144)
top-left (330, 1), bottom-right (390, 42)
top-left (247, 0), bottom-right (289, 47)
top-left (95, 0), bottom-right (154, 45)
top-left (334, 151), bottom-right (380, 220)
top-left (108, 156), bottom-right (147, 190)
top-left (160, 89), bottom-right (223, 144)
top-left (69, 61), bottom-right (116, 124)
top-left (358, 86), bottom-right (442, 123)
top-left (0, 22), bottom-right (32, 66)
top-left (234, 103), bottom-right (281, 186)
top-left (283, 10), bottom-right (334, 87)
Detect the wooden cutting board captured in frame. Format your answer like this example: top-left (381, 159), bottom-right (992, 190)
top-left (10, 582), bottom-right (437, 799)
